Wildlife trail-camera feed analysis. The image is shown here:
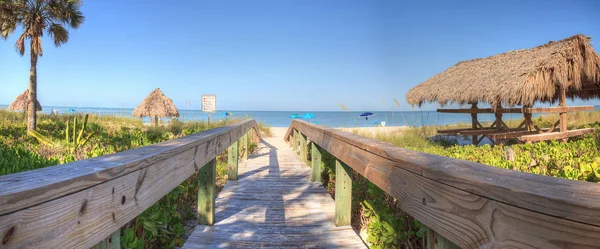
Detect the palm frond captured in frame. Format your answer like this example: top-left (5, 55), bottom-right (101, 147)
top-left (0, 1), bottom-right (19, 39)
top-left (14, 32), bottom-right (26, 55)
top-left (47, 0), bottom-right (84, 28)
top-left (48, 23), bottom-right (68, 46)
top-left (2, 0), bottom-right (84, 57)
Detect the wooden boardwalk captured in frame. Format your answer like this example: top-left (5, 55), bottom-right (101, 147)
top-left (183, 129), bottom-right (367, 248)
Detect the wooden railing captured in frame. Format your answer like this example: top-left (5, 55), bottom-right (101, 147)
top-left (0, 119), bottom-right (260, 249)
top-left (284, 119), bottom-right (600, 249)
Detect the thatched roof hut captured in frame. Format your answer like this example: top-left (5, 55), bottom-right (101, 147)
top-left (7, 89), bottom-right (42, 111)
top-left (406, 34), bottom-right (600, 107)
top-left (132, 88), bottom-right (179, 121)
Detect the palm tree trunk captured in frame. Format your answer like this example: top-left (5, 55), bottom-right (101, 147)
top-left (27, 44), bottom-right (38, 131)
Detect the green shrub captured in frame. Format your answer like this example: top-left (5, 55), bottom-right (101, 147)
top-left (0, 142), bottom-right (59, 176)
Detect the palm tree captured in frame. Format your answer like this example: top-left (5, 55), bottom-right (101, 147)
top-left (1, 0), bottom-right (84, 131)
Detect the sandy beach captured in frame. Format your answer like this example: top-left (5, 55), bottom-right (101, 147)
top-left (270, 126), bottom-right (407, 138)
top-left (336, 126), bottom-right (408, 136)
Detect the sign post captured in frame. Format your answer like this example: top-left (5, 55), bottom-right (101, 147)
top-left (202, 94), bottom-right (216, 125)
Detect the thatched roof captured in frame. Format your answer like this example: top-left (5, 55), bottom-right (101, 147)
top-left (132, 88), bottom-right (179, 118)
top-left (406, 34), bottom-right (600, 107)
top-left (7, 89), bottom-right (42, 111)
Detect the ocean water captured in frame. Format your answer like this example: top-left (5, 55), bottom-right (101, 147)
top-left (5, 105), bottom-right (595, 128)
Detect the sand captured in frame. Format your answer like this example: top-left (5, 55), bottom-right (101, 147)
top-left (336, 126), bottom-right (408, 136)
top-left (270, 126), bottom-right (407, 138)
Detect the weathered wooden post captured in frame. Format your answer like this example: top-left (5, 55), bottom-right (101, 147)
top-left (311, 143), bottom-right (322, 182)
top-left (241, 132), bottom-right (248, 162)
top-left (523, 105), bottom-right (532, 132)
top-left (197, 158), bottom-right (216, 225)
top-left (228, 141), bottom-right (239, 180)
top-left (334, 159), bottom-right (352, 226)
top-left (495, 103), bottom-right (503, 131)
top-left (559, 87), bottom-right (568, 142)
top-left (426, 229), bottom-right (460, 249)
top-left (299, 132), bottom-right (307, 162)
top-left (470, 103), bottom-right (478, 145)
top-left (292, 129), bottom-right (299, 151)
top-left (250, 127), bottom-right (258, 144)
top-left (91, 230), bottom-right (120, 249)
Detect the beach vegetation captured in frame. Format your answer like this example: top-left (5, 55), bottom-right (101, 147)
top-left (0, 0), bottom-right (84, 131)
top-left (0, 112), bottom-right (261, 248)
top-left (28, 113), bottom-right (96, 156)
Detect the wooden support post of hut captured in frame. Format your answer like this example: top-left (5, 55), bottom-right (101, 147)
top-left (559, 86), bottom-right (568, 142)
top-left (406, 34), bottom-right (600, 145)
top-left (470, 103), bottom-right (478, 145)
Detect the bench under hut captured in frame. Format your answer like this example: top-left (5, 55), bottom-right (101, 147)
top-left (406, 34), bottom-right (600, 145)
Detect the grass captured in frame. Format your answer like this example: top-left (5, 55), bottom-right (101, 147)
top-left (256, 121), bottom-right (272, 137)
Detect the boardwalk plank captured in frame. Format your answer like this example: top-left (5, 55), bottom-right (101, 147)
top-left (183, 129), bottom-right (366, 248)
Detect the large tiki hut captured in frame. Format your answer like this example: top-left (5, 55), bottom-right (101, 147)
top-left (133, 88), bottom-right (179, 125)
top-left (406, 34), bottom-right (600, 145)
top-left (7, 89), bottom-right (42, 112)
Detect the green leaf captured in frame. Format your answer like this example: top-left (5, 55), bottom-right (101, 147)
top-left (416, 227), bottom-right (427, 238)
top-left (143, 220), bottom-right (158, 236)
top-left (581, 164), bottom-right (593, 174)
top-left (27, 130), bottom-right (56, 147)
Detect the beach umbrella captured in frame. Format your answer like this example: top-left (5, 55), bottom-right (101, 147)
top-left (67, 108), bottom-right (76, 113)
top-left (221, 111), bottom-right (233, 117)
top-left (7, 89), bottom-right (42, 111)
top-left (289, 114), bottom-right (302, 119)
top-left (359, 112), bottom-right (375, 120)
top-left (302, 113), bottom-right (316, 119)
top-left (132, 88), bottom-right (179, 126)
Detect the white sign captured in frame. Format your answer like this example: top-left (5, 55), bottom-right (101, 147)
top-left (202, 94), bottom-right (216, 113)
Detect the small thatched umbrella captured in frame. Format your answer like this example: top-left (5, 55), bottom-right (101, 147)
top-left (7, 89), bottom-right (42, 112)
top-left (132, 88), bottom-right (179, 125)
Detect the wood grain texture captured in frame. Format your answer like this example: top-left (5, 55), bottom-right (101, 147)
top-left (426, 229), bottom-right (460, 249)
top-left (0, 120), bottom-right (258, 249)
top-left (198, 159), bottom-right (216, 226)
top-left (311, 143), bottom-right (322, 183)
top-left (437, 127), bottom-right (499, 135)
top-left (241, 132), bottom-right (248, 162)
top-left (182, 129), bottom-right (366, 248)
top-left (334, 160), bottom-right (352, 226)
top-left (228, 141), bottom-right (239, 181)
top-left (285, 120), bottom-right (600, 248)
top-left (90, 230), bottom-right (120, 249)
top-left (487, 130), bottom-right (547, 140)
top-left (299, 132), bottom-right (307, 163)
top-left (520, 128), bottom-right (595, 142)
top-left (437, 106), bottom-right (594, 114)
top-left (293, 129), bottom-right (299, 151)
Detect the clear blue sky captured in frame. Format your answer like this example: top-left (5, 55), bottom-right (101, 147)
top-left (1, 0), bottom-right (599, 111)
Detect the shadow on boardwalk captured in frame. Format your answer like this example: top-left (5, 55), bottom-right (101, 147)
top-left (183, 132), bottom-right (367, 248)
